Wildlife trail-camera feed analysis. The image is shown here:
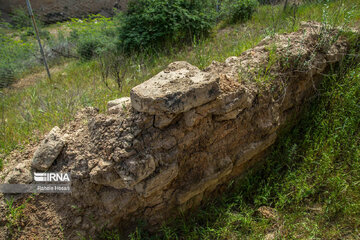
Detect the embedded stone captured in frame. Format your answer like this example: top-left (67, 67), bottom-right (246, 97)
top-left (130, 61), bottom-right (220, 115)
top-left (32, 126), bottom-right (64, 171)
top-left (142, 163), bottom-right (179, 197)
top-left (115, 154), bottom-right (156, 188)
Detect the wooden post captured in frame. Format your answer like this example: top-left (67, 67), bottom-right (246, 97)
top-left (26, 0), bottom-right (51, 81)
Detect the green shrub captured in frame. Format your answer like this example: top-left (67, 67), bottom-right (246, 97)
top-left (10, 8), bottom-right (32, 29)
top-left (221, 0), bottom-right (259, 24)
top-left (0, 34), bottom-right (36, 87)
top-left (66, 15), bottom-right (118, 60)
top-left (119, 0), bottom-right (217, 51)
top-left (76, 37), bottom-right (102, 60)
top-left (0, 66), bottom-right (15, 88)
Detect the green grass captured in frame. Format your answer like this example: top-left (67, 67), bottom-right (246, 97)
top-left (1, 0), bottom-right (359, 163)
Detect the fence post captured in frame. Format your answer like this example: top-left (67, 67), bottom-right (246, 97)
top-left (26, 0), bottom-right (51, 81)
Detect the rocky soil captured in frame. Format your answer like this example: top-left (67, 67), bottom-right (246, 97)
top-left (0, 22), bottom-right (351, 239)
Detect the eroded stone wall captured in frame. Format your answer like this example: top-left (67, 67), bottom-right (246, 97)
top-left (0, 22), bottom-right (350, 239)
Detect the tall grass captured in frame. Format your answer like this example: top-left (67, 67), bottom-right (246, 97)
top-left (0, 0), bottom-right (359, 165)
top-left (0, 33), bottom-right (37, 88)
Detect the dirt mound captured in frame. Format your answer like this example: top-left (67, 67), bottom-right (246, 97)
top-left (0, 22), bottom-right (351, 239)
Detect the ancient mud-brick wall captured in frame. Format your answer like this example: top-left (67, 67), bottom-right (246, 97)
top-left (0, 0), bottom-right (129, 22)
top-left (0, 22), bottom-right (350, 239)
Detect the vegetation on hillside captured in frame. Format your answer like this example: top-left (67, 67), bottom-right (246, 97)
top-left (0, 0), bottom-right (360, 238)
top-left (0, 0), bottom-right (261, 87)
top-left (119, 0), bottom-right (217, 51)
top-left (0, 32), bottom-right (36, 87)
top-left (1, 0), bottom-right (358, 161)
top-left (221, 0), bottom-right (259, 24)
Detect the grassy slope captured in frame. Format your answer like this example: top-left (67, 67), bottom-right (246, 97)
top-left (0, 0), bottom-right (360, 238)
top-left (1, 0), bottom-right (359, 161)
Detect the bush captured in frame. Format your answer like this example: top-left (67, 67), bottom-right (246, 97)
top-left (66, 15), bottom-right (118, 60)
top-left (119, 0), bottom-right (217, 51)
top-left (10, 7), bottom-right (44, 29)
top-left (76, 37), bottom-right (102, 60)
top-left (0, 66), bottom-right (15, 88)
top-left (10, 8), bottom-right (44, 30)
top-left (221, 0), bottom-right (259, 24)
top-left (10, 8), bottom-right (32, 29)
top-left (0, 33), bottom-right (36, 87)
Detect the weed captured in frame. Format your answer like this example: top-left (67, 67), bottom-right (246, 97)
top-left (97, 52), bottom-right (128, 91)
top-left (221, 0), bottom-right (259, 24)
top-left (5, 195), bottom-right (33, 237)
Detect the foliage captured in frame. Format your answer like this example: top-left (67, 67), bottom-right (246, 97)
top-left (5, 196), bottom-right (33, 237)
top-left (0, 34), bottom-right (36, 87)
top-left (66, 14), bottom-right (119, 60)
top-left (0, 12), bottom-right (10, 29)
top-left (10, 8), bottom-right (32, 29)
top-left (10, 7), bottom-right (43, 30)
top-left (221, 0), bottom-right (259, 24)
top-left (0, 8), bottom-right (50, 87)
top-left (119, 0), bottom-right (217, 51)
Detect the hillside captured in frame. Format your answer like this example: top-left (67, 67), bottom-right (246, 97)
top-left (0, 0), bottom-right (359, 239)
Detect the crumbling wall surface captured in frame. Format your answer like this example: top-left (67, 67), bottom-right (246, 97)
top-left (0, 0), bottom-right (129, 22)
top-left (0, 22), bottom-right (350, 239)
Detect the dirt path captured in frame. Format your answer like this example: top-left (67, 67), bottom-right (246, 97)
top-left (9, 63), bottom-right (68, 90)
